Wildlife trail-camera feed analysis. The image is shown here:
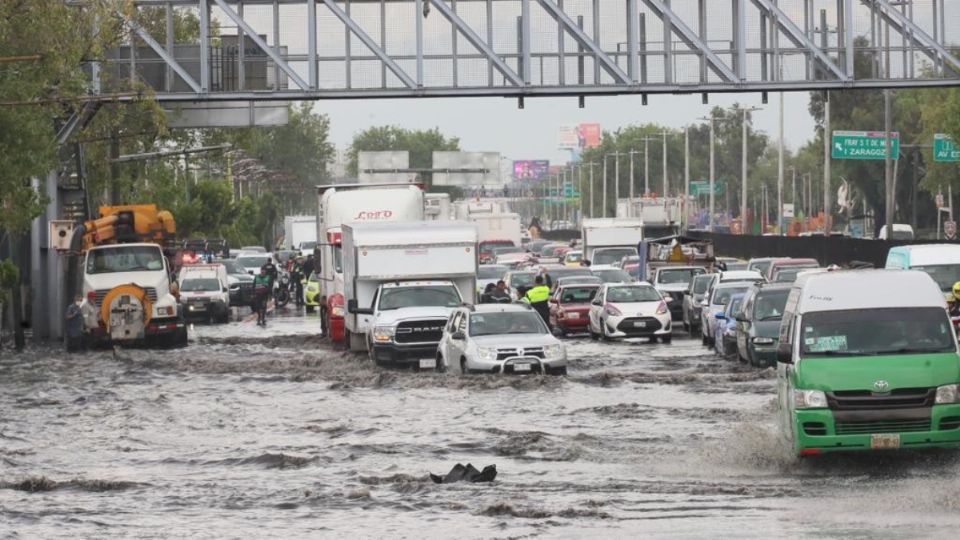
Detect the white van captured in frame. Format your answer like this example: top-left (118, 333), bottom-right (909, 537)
top-left (177, 264), bottom-right (231, 323)
top-left (885, 244), bottom-right (960, 299)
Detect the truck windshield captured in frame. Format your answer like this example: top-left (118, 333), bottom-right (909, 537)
top-left (692, 276), bottom-right (712, 294)
top-left (87, 246), bottom-right (164, 274)
top-left (800, 308), bottom-right (955, 358)
top-left (911, 265), bottom-right (960, 292)
top-left (469, 312), bottom-right (546, 336)
top-left (378, 285), bottom-right (461, 311)
top-left (753, 290), bottom-right (789, 320)
top-left (593, 248), bottom-right (637, 266)
top-left (181, 278), bottom-right (220, 292)
top-left (658, 268), bottom-right (704, 284)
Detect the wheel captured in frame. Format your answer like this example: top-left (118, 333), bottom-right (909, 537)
top-left (589, 323), bottom-right (599, 340)
top-left (171, 326), bottom-right (188, 349)
top-left (306, 305), bottom-right (315, 314)
top-left (661, 334), bottom-right (672, 344)
top-left (701, 330), bottom-right (709, 346)
top-left (436, 354), bottom-right (447, 373)
top-left (600, 321), bottom-right (610, 341)
top-left (460, 357), bottom-right (469, 376)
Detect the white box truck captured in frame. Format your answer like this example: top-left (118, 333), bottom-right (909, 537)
top-left (283, 215), bottom-right (318, 252)
top-left (424, 193), bottom-right (452, 221)
top-left (471, 213), bottom-right (522, 263)
top-left (581, 218), bottom-right (645, 267)
top-left (316, 183), bottom-right (425, 344)
top-left (343, 221), bottom-right (478, 366)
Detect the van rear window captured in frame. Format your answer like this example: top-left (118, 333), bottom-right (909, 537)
top-left (800, 308), bottom-right (954, 357)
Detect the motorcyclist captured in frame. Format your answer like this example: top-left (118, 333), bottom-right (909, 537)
top-left (302, 255), bottom-right (315, 281)
top-left (291, 257), bottom-right (305, 307)
top-left (253, 267), bottom-right (272, 326)
top-left (523, 275), bottom-right (553, 329)
top-left (261, 258), bottom-right (278, 289)
top-left (950, 282), bottom-right (960, 317)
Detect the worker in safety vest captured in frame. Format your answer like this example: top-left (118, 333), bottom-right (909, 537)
top-left (523, 275), bottom-right (553, 329)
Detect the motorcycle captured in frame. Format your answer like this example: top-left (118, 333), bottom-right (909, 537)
top-left (274, 272), bottom-right (291, 308)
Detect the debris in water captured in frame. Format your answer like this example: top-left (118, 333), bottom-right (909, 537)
top-left (430, 463), bottom-right (497, 484)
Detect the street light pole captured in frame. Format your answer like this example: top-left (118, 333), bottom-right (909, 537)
top-left (741, 106), bottom-right (763, 235)
top-left (684, 126), bottom-right (690, 231)
top-left (644, 137), bottom-right (650, 195)
top-left (588, 162), bottom-right (595, 218)
top-left (884, 89), bottom-right (894, 240)
top-left (778, 92), bottom-right (785, 235)
top-left (629, 150), bottom-right (636, 215)
top-left (602, 155), bottom-right (608, 218)
top-left (662, 131), bottom-right (668, 197)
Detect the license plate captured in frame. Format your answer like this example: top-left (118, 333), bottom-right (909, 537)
top-left (633, 321), bottom-right (647, 328)
top-left (513, 363), bottom-right (532, 372)
top-left (419, 358), bottom-right (436, 369)
top-left (870, 434), bottom-right (901, 450)
top-left (567, 312), bottom-right (580, 319)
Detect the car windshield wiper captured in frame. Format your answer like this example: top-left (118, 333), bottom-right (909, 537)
top-left (872, 347), bottom-right (952, 355)
top-left (758, 315), bottom-right (783, 321)
top-left (805, 350), bottom-right (873, 357)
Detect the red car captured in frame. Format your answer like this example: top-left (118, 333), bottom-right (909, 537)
top-left (549, 284), bottom-right (601, 336)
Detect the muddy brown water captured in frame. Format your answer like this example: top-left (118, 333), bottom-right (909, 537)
top-left (2, 309), bottom-right (960, 538)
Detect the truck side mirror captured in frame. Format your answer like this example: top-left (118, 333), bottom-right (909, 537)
top-left (777, 342), bottom-right (793, 364)
top-left (452, 331), bottom-right (466, 340)
top-left (347, 299), bottom-right (359, 313)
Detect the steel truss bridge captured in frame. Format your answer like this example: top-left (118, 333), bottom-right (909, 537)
top-left (95, 0), bottom-right (960, 102)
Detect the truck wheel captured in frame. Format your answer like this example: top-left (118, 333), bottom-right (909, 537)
top-left (348, 331), bottom-right (366, 352)
top-left (172, 327), bottom-right (188, 348)
top-left (306, 305), bottom-right (315, 314)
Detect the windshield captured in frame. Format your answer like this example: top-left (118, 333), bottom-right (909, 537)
top-left (774, 269), bottom-right (806, 283)
top-left (87, 246), bottom-right (164, 275)
top-left (181, 278), bottom-right (220, 292)
top-left (692, 275), bottom-right (712, 294)
top-left (800, 308), bottom-right (954, 357)
top-left (541, 245), bottom-right (566, 257)
top-left (469, 311), bottom-right (546, 336)
top-left (749, 261), bottom-right (772, 274)
top-left (480, 241), bottom-right (514, 252)
top-left (218, 260), bottom-right (246, 274)
top-left (565, 252), bottom-right (583, 262)
top-left (549, 268), bottom-right (593, 279)
top-left (593, 248), bottom-right (637, 266)
top-left (237, 256), bottom-right (270, 269)
top-left (658, 268), bottom-right (704, 284)
top-left (593, 269), bottom-right (633, 283)
top-left (727, 297), bottom-right (744, 316)
top-left (558, 276), bottom-right (603, 287)
top-left (912, 264), bottom-right (960, 292)
top-left (378, 285), bottom-right (461, 311)
top-left (607, 286), bottom-right (661, 303)
top-left (712, 286), bottom-right (749, 306)
top-left (493, 246), bottom-right (523, 255)
top-left (558, 286), bottom-right (599, 303)
top-left (753, 290), bottom-right (789, 320)
top-left (725, 262), bottom-right (749, 271)
top-left (508, 273), bottom-right (537, 288)
top-left (478, 266), bottom-right (508, 280)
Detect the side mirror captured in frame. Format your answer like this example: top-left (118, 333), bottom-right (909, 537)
top-left (735, 314), bottom-right (748, 323)
top-left (347, 299), bottom-right (359, 313)
top-left (777, 343), bottom-right (793, 364)
top-left (222, 287), bottom-right (229, 293)
top-left (714, 312), bottom-right (727, 320)
top-left (452, 331), bottom-right (466, 340)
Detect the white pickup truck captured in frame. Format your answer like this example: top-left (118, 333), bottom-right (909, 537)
top-left (342, 221), bottom-right (478, 368)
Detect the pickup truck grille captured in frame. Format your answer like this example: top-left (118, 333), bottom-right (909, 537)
top-left (94, 287), bottom-right (158, 306)
top-left (496, 347), bottom-right (545, 360)
top-left (394, 319), bottom-right (447, 344)
top-left (827, 388), bottom-right (934, 411)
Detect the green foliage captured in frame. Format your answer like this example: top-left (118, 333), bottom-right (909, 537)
top-left (0, 258), bottom-right (18, 303)
top-left (347, 126), bottom-right (460, 185)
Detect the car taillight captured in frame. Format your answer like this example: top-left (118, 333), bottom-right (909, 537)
top-left (656, 301), bottom-right (668, 315)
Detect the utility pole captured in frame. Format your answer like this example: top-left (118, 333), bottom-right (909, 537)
top-left (708, 116), bottom-right (716, 231)
top-left (684, 126), bottom-right (690, 231)
top-left (662, 131), bottom-right (669, 197)
top-left (629, 150), bottom-right (642, 213)
top-left (643, 137), bottom-right (652, 195)
top-left (578, 164), bottom-right (583, 225)
top-left (884, 89), bottom-right (894, 240)
top-left (602, 155), bottom-right (608, 218)
top-left (588, 162), bottom-right (595, 218)
top-left (614, 152), bottom-right (621, 212)
top-left (778, 92), bottom-right (785, 235)
top-left (824, 91), bottom-right (832, 233)
top-left (741, 106), bottom-right (763, 235)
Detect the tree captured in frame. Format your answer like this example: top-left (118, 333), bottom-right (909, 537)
top-left (347, 126), bottom-right (460, 186)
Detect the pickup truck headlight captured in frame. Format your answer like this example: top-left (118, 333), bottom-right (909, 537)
top-left (794, 389), bottom-right (827, 409)
top-left (752, 337), bottom-right (775, 345)
top-left (935, 384), bottom-right (960, 404)
top-left (543, 344), bottom-right (563, 359)
top-left (373, 327), bottom-right (395, 343)
top-left (477, 347), bottom-right (497, 361)
top-left (157, 306), bottom-right (174, 317)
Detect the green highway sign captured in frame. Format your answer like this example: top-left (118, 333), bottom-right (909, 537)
top-left (689, 180), bottom-right (722, 196)
top-left (832, 130), bottom-right (900, 160)
top-left (934, 134), bottom-right (960, 163)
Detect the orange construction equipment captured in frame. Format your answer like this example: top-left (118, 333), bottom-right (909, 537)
top-left (77, 204), bottom-right (176, 252)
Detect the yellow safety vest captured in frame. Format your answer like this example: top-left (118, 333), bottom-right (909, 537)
top-left (525, 285), bottom-right (551, 304)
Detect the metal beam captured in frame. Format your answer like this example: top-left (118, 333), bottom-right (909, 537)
top-left (126, 16), bottom-right (202, 93)
top-left (866, 0), bottom-right (960, 73)
top-left (212, 0), bottom-right (311, 90)
top-left (536, 0), bottom-right (631, 85)
top-left (751, 0), bottom-right (848, 81)
top-left (320, 2), bottom-right (416, 89)
top-left (641, 0), bottom-right (738, 83)
top-left (428, 0), bottom-right (523, 86)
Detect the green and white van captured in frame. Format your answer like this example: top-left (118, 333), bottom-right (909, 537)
top-left (776, 269), bottom-right (960, 456)
top-left (885, 244), bottom-right (960, 301)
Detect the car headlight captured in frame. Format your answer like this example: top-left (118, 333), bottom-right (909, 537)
top-left (656, 301), bottom-right (668, 315)
top-left (752, 337), bottom-right (775, 345)
top-left (477, 347), bottom-right (497, 361)
top-left (935, 384), bottom-right (960, 404)
top-left (604, 305), bottom-right (622, 316)
top-left (157, 306), bottom-right (174, 317)
top-left (373, 326), bottom-right (395, 343)
top-left (229, 283), bottom-right (240, 290)
top-left (793, 389), bottom-right (827, 409)
top-left (543, 344), bottom-right (563, 359)
top-left (331, 305), bottom-right (345, 317)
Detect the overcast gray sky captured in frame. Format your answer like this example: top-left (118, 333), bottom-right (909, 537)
top-left (315, 91), bottom-right (817, 165)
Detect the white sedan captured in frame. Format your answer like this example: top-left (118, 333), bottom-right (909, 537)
top-left (587, 283), bottom-right (673, 343)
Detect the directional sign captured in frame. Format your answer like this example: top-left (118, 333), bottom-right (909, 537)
top-left (832, 131), bottom-right (900, 160)
top-left (690, 181), bottom-right (722, 196)
top-left (934, 134), bottom-right (960, 163)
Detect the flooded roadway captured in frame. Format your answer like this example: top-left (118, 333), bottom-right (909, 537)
top-left (3, 307), bottom-right (960, 538)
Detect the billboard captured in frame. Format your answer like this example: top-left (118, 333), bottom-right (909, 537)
top-left (357, 151), bottom-right (412, 183)
top-left (432, 152), bottom-right (501, 187)
top-left (558, 123), bottom-right (602, 150)
top-left (512, 160), bottom-right (550, 181)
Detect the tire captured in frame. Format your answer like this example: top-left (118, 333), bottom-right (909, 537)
top-left (701, 330), bottom-right (709, 346)
top-left (306, 305), bottom-right (315, 314)
top-left (589, 323), bottom-right (599, 341)
top-left (436, 354), bottom-right (447, 373)
top-left (661, 334), bottom-right (672, 344)
top-left (460, 357), bottom-right (469, 376)
top-left (171, 326), bottom-right (188, 349)
top-left (600, 322), bottom-right (613, 342)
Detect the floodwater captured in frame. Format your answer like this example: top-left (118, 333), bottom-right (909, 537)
top-left (2, 307), bottom-right (960, 538)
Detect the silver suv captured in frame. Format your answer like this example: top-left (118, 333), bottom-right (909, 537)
top-left (437, 304), bottom-right (568, 375)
